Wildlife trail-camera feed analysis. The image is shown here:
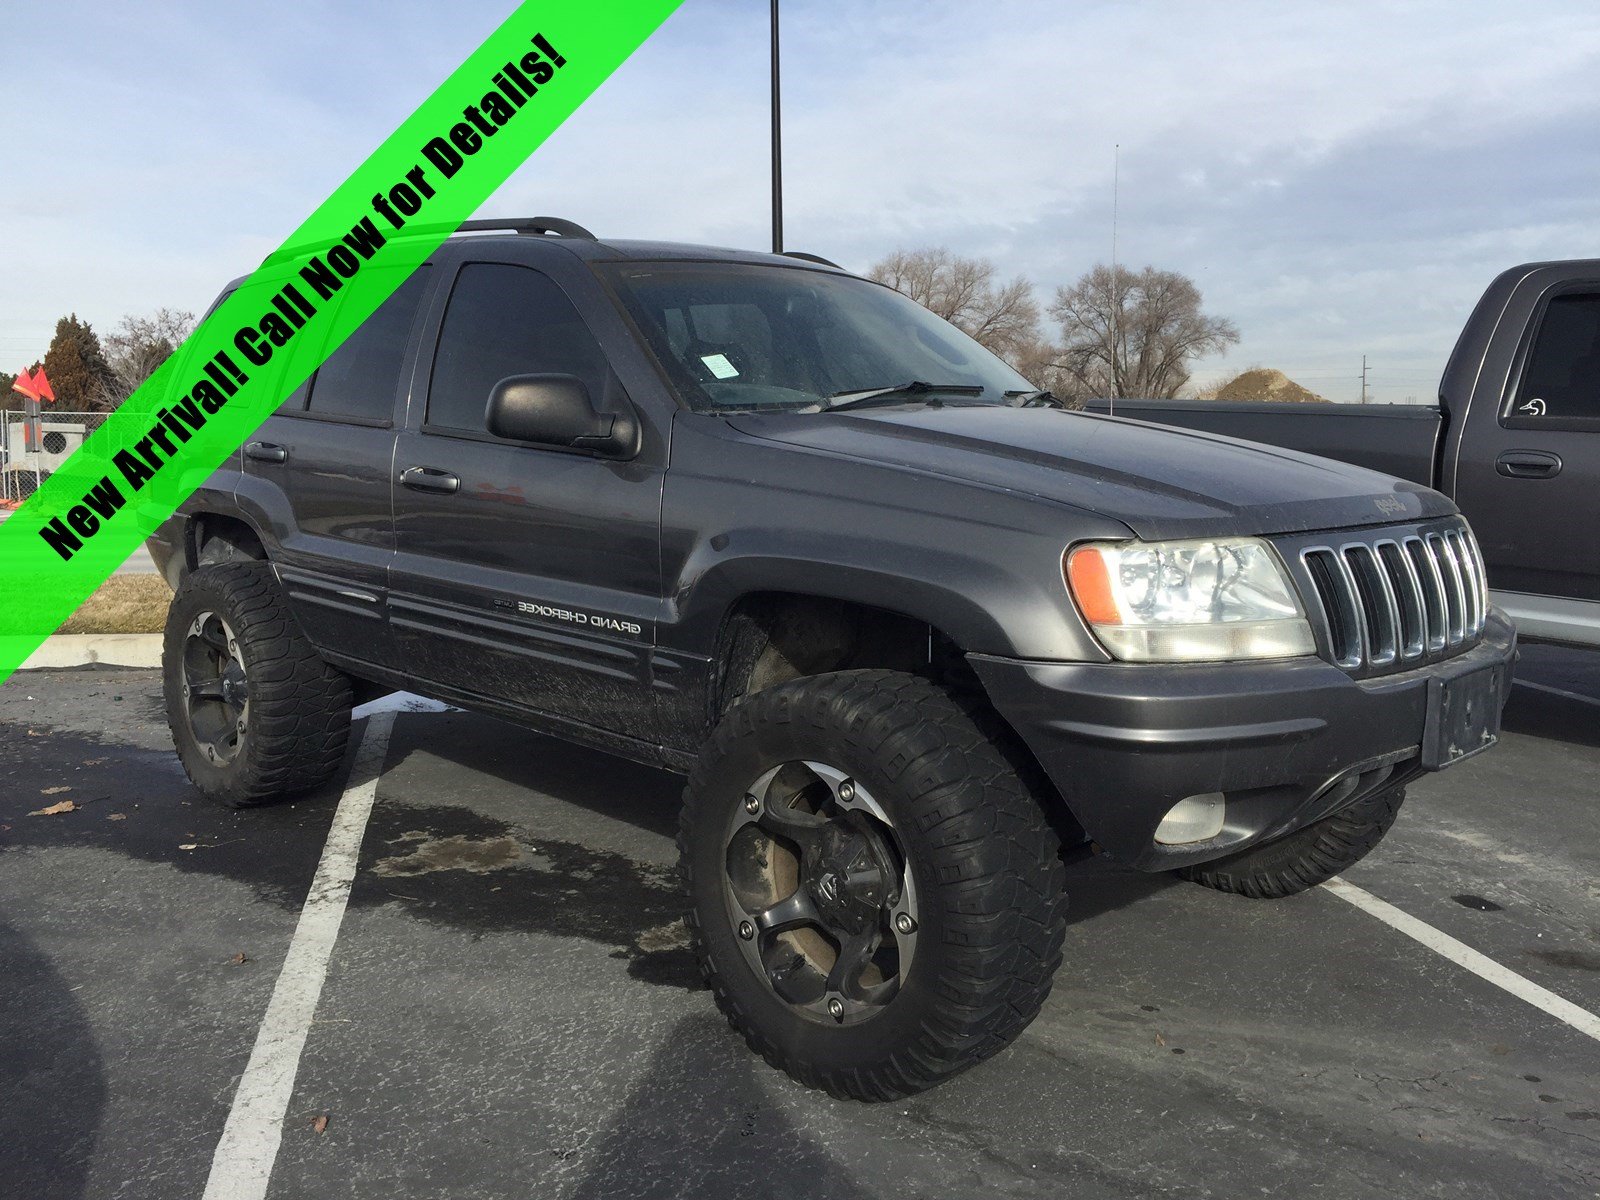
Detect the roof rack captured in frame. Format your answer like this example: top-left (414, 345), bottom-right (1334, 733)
top-left (262, 216), bottom-right (596, 266)
top-left (781, 251), bottom-right (842, 268)
top-left (455, 216), bottom-right (596, 239)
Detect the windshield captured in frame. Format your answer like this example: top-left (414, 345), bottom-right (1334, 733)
top-left (603, 262), bottom-right (1033, 412)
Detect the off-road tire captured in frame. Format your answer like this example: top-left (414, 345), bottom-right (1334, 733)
top-left (1178, 785), bottom-right (1406, 899)
top-left (164, 562), bottom-right (351, 808)
top-left (680, 669), bottom-right (1068, 1101)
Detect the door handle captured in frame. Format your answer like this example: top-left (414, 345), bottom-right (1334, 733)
top-left (244, 441), bottom-right (288, 464)
top-left (1495, 450), bottom-right (1562, 479)
top-left (399, 465), bottom-right (461, 494)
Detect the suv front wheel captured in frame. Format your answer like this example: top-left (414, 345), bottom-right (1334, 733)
top-left (680, 670), bottom-right (1068, 1100)
top-left (163, 561), bottom-right (352, 807)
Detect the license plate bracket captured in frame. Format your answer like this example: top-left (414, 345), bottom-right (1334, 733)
top-left (1421, 661), bottom-right (1506, 770)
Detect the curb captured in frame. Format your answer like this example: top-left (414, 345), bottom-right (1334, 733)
top-left (19, 633), bottom-right (162, 670)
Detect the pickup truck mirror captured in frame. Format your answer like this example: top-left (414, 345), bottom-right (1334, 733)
top-left (485, 374), bottom-right (639, 458)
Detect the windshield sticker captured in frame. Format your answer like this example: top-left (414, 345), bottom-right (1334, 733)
top-left (700, 353), bottom-right (739, 379)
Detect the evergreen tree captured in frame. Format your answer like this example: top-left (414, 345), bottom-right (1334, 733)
top-left (41, 313), bottom-right (116, 412)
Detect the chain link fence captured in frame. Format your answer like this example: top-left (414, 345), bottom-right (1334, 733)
top-left (0, 409), bottom-right (110, 507)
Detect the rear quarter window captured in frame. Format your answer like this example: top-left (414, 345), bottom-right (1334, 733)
top-left (293, 267), bottom-right (431, 425)
top-left (1505, 290), bottom-right (1600, 431)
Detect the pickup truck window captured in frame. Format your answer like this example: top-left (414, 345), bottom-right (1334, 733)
top-left (426, 263), bottom-right (608, 436)
top-left (299, 267), bottom-right (431, 424)
top-left (605, 262), bottom-right (1031, 412)
top-left (1510, 291), bottom-right (1600, 425)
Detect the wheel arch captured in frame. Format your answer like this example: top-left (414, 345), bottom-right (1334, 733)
top-left (185, 511), bottom-right (269, 576)
top-left (702, 590), bottom-right (1089, 853)
top-left (710, 590), bottom-right (959, 719)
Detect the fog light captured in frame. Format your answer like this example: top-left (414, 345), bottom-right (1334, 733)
top-left (1154, 793), bottom-right (1226, 845)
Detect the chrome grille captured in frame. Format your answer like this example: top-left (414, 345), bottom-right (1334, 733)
top-left (1300, 523), bottom-right (1486, 674)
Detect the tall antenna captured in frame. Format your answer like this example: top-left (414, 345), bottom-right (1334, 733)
top-left (1109, 143), bottom-right (1120, 413)
top-left (1360, 355), bottom-right (1369, 405)
top-left (770, 0), bottom-right (784, 254)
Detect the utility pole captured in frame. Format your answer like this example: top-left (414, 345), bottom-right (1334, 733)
top-left (770, 0), bottom-right (783, 255)
top-left (1109, 143), bottom-right (1120, 411)
top-left (1360, 355), bottom-right (1369, 405)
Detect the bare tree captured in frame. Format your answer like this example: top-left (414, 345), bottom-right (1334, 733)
top-left (1010, 337), bottom-right (1080, 406)
top-left (92, 308), bottom-right (196, 411)
top-left (1045, 265), bottom-right (1238, 401)
top-left (868, 248), bottom-right (1041, 366)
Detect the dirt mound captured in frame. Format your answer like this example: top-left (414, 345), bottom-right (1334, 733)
top-left (1210, 368), bottom-right (1330, 404)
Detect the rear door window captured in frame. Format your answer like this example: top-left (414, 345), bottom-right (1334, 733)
top-left (1508, 291), bottom-right (1600, 428)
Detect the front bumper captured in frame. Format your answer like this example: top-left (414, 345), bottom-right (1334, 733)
top-left (970, 610), bottom-right (1516, 872)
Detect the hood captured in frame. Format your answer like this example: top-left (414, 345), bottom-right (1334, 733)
top-left (725, 405), bottom-right (1454, 540)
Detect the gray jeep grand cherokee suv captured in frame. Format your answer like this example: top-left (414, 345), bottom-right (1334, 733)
top-left (148, 218), bottom-right (1516, 1100)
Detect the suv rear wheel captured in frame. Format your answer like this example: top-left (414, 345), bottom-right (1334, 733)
top-left (680, 670), bottom-right (1067, 1100)
top-left (163, 562), bottom-right (352, 807)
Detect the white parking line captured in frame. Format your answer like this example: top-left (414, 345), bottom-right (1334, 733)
top-left (200, 711), bottom-right (396, 1200)
top-left (1325, 877), bottom-right (1600, 1044)
top-left (1512, 677), bottom-right (1600, 708)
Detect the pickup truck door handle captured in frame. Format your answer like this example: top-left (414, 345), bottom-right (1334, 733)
top-left (1495, 450), bottom-right (1562, 479)
top-left (244, 441), bottom-right (288, 464)
top-left (399, 465), bottom-right (461, 495)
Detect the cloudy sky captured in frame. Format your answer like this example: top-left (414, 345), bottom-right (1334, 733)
top-left (3, 0), bottom-right (1597, 403)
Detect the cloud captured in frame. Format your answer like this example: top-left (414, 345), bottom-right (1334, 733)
top-left (2, 0), bottom-right (1597, 402)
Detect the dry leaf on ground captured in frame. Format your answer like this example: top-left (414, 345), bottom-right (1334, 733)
top-left (41, 786), bottom-right (71, 795)
top-left (107, 813), bottom-right (127, 821)
top-left (178, 843), bottom-right (198, 851)
top-left (229, 952), bottom-right (249, 965)
top-left (311, 1115), bottom-right (329, 1134)
top-left (29, 800), bottom-right (77, 816)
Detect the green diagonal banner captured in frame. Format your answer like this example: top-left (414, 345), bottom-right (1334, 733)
top-left (0, 0), bottom-right (681, 684)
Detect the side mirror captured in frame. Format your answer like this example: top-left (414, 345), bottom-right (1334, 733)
top-left (485, 374), bottom-right (639, 458)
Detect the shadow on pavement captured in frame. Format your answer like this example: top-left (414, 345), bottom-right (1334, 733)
top-left (381, 708), bottom-right (683, 839)
top-left (566, 1014), bottom-right (876, 1200)
top-left (0, 717), bottom-right (346, 910)
top-left (1502, 686), bottom-right (1600, 749)
top-left (1506, 643), bottom-right (1600, 748)
top-left (0, 918), bottom-right (107, 1200)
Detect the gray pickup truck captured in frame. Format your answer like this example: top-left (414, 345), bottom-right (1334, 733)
top-left (148, 219), bottom-right (1515, 1099)
top-left (1087, 260), bottom-right (1600, 649)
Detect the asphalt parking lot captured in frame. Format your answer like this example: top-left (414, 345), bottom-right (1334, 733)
top-left (3, 646), bottom-right (1598, 1199)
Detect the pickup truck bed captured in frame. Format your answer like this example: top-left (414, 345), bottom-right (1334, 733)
top-left (1083, 399), bottom-right (1444, 487)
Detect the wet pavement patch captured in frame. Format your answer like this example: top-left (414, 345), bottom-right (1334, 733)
top-left (354, 800), bottom-right (702, 991)
top-left (1522, 948), bottom-right (1600, 972)
top-left (373, 832), bottom-right (527, 876)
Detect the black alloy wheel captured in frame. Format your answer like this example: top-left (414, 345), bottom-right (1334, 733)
top-left (180, 609), bottom-right (251, 767)
top-left (723, 759), bottom-right (919, 1025)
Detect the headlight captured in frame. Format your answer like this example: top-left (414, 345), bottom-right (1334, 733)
top-left (1065, 537), bottom-right (1316, 662)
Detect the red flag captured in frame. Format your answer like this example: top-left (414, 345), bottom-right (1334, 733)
top-left (11, 368), bottom-right (41, 402)
top-left (31, 367), bottom-right (54, 403)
